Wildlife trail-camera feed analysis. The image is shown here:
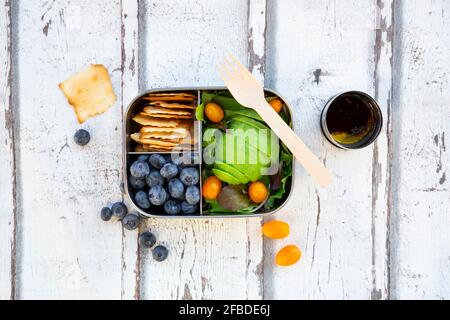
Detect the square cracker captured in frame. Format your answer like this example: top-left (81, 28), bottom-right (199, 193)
top-left (59, 64), bottom-right (116, 123)
top-left (132, 114), bottom-right (179, 127)
top-left (131, 133), bottom-right (179, 147)
top-left (142, 106), bottom-right (192, 116)
top-left (148, 101), bottom-right (196, 110)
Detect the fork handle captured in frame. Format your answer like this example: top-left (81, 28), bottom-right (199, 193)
top-left (256, 101), bottom-right (332, 187)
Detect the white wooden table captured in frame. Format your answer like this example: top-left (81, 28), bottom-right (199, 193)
top-left (1, 0), bottom-right (449, 300)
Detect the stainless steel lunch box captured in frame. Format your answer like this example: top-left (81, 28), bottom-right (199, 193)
top-left (123, 87), bottom-right (295, 218)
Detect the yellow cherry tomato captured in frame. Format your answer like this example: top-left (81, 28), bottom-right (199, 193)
top-left (262, 220), bottom-right (290, 239)
top-left (205, 103), bottom-right (225, 123)
top-left (202, 176), bottom-right (223, 200)
top-left (269, 99), bottom-right (283, 113)
top-left (276, 245), bottom-right (302, 267)
top-left (248, 181), bottom-right (269, 203)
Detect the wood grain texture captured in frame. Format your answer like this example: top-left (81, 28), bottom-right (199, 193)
top-left (0, 0), bottom-right (16, 300)
top-left (14, 0), bottom-right (128, 299)
top-left (120, 0), bottom-right (141, 300)
top-left (390, 0), bottom-right (450, 300)
top-left (138, 0), bottom-right (264, 300)
top-left (264, 0), bottom-right (388, 299)
top-left (371, 0), bottom-right (394, 300)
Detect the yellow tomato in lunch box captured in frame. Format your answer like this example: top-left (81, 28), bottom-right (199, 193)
top-left (205, 103), bottom-right (225, 123)
top-left (248, 181), bottom-right (268, 204)
top-left (202, 176), bottom-right (223, 200)
top-left (269, 99), bottom-right (283, 113)
top-left (276, 245), bottom-right (302, 267)
top-left (262, 220), bottom-right (290, 239)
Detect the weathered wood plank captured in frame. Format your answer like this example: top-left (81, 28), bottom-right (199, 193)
top-left (120, 0), bottom-right (140, 300)
top-left (371, 0), bottom-right (394, 300)
top-left (0, 0), bottom-right (16, 300)
top-left (15, 0), bottom-right (128, 299)
top-left (390, 0), bottom-right (450, 300)
top-left (264, 0), bottom-right (388, 299)
top-left (139, 0), bottom-right (264, 300)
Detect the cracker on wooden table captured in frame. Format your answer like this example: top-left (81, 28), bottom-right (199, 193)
top-left (59, 64), bottom-right (116, 123)
top-left (132, 114), bottom-right (179, 127)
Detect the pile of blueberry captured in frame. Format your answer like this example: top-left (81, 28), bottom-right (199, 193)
top-left (100, 202), bottom-right (169, 262)
top-left (129, 154), bottom-right (201, 215)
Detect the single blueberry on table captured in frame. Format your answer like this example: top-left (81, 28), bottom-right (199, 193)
top-left (111, 202), bottom-right (128, 219)
top-left (129, 176), bottom-right (146, 190)
top-left (122, 213), bottom-right (140, 231)
top-left (135, 191), bottom-right (151, 209)
top-left (145, 170), bottom-right (165, 187)
top-left (181, 201), bottom-right (198, 214)
top-left (168, 178), bottom-right (184, 199)
top-left (160, 163), bottom-right (179, 180)
top-left (139, 232), bottom-right (157, 249)
top-left (149, 154), bottom-right (167, 169)
top-left (130, 160), bottom-right (150, 179)
top-left (137, 155), bottom-right (150, 162)
top-left (164, 199), bottom-right (181, 215)
top-left (185, 186), bottom-right (200, 205)
top-left (152, 245), bottom-right (169, 262)
top-left (180, 167), bottom-right (200, 186)
top-left (74, 129), bottom-right (90, 146)
top-left (100, 207), bottom-right (113, 221)
top-left (148, 185), bottom-right (168, 206)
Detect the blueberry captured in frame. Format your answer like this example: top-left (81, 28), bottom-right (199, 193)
top-left (148, 186), bottom-right (168, 206)
top-left (172, 153), bottom-right (200, 166)
top-left (74, 129), bottom-right (90, 146)
top-left (185, 186), bottom-right (200, 205)
top-left (145, 170), bottom-right (165, 187)
top-left (129, 176), bottom-right (146, 190)
top-left (164, 199), bottom-right (181, 215)
top-left (135, 191), bottom-right (151, 209)
top-left (180, 167), bottom-right (200, 186)
top-left (168, 178), bottom-right (184, 199)
top-left (111, 202), bottom-right (128, 219)
top-left (160, 163), bottom-right (179, 180)
top-left (139, 232), bottom-right (156, 249)
top-left (137, 155), bottom-right (150, 162)
top-left (149, 154), bottom-right (167, 169)
top-left (100, 207), bottom-right (113, 221)
top-left (181, 201), bottom-right (198, 214)
top-left (130, 160), bottom-right (150, 179)
top-left (122, 213), bottom-right (140, 230)
top-left (153, 245), bottom-right (169, 262)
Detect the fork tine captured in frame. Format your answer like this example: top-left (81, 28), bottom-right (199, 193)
top-left (216, 63), bottom-right (231, 81)
top-left (222, 56), bottom-right (237, 75)
top-left (228, 53), bottom-right (248, 73)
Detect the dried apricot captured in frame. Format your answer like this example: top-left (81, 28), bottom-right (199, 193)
top-left (269, 99), bottom-right (283, 113)
top-left (202, 176), bottom-right (222, 200)
top-left (276, 245), bottom-right (302, 266)
top-left (205, 102), bottom-right (225, 123)
top-left (262, 220), bottom-right (290, 239)
top-left (248, 181), bottom-right (268, 203)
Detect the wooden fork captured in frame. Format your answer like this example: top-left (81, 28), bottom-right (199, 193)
top-left (217, 54), bottom-right (332, 187)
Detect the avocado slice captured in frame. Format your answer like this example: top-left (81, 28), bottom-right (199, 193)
top-left (214, 133), bottom-right (269, 182)
top-left (214, 162), bottom-right (249, 184)
top-left (212, 169), bottom-right (241, 185)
